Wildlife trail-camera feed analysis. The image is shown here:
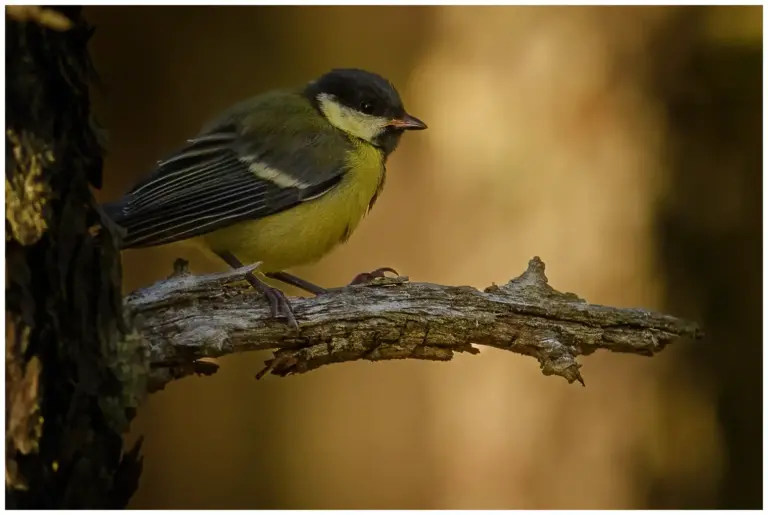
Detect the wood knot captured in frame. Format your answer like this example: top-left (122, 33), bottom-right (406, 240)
top-left (168, 258), bottom-right (190, 279)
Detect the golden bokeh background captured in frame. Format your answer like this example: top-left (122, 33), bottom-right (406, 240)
top-left (85, 5), bottom-right (761, 509)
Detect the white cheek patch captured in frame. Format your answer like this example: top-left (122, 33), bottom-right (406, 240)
top-left (317, 93), bottom-right (389, 143)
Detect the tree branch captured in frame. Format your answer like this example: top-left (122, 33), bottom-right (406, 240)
top-left (127, 257), bottom-right (703, 392)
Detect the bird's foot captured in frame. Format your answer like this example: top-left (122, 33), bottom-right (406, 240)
top-left (215, 251), bottom-right (300, 330)
top-left (263, 267), bottom-right (400, 306)
top-left (255, 279), bottom-right (298, 330)
top-left (348, 267), bottom-right (399, 285)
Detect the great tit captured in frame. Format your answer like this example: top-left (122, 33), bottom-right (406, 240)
top-left (103, 68), bottom-right (427, 328)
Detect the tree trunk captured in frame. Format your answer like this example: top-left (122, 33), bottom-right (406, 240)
top-left (5, 7), bottom-right (144, 508)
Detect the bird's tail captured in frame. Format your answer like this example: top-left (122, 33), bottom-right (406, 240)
top-left (94, 200), bottom-right (129, 249)
top-left (100, 200), bottom-right (126, 224)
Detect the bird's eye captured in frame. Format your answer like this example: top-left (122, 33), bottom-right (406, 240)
top-left (360, 101), bottom-right (375, 114)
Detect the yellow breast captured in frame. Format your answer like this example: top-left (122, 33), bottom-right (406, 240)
top-left (201, 141), bottom-right (385, 272)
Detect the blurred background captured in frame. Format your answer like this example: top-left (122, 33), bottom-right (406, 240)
top-left (85, 5), bottom-right (761, 509)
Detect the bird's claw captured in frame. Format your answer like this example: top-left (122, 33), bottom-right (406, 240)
top-left (348, 267), bottom-right (399, 285)
top-left (215, 251), bottom-right (299, 330)
top-left (262, 285), bottom-right (298, 330)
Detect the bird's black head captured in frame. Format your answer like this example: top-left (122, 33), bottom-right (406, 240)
top-left (305, 68), bottom-right (427, 156)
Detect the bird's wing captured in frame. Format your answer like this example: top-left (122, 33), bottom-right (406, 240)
top-left (108, 94), bottom-right (352, 249)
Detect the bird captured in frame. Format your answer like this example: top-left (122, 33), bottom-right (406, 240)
top-left (102, 68), bottom-right (427, 328)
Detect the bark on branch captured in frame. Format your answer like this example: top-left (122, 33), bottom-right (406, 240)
top-left (128, 257), bottom-right (703, 392)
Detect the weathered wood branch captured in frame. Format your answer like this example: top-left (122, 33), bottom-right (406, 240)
top-left (127, 257), bottom-right (703, 392)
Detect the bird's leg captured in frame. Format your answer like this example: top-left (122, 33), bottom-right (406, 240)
top-left (348, 267), bottom-right (399, 285)
top-left (215, 251), bottom-right (298, 329)
top-left (265, 272), bottom-right (328, 295)
top-left (266, 268), bottom-right (399, 295)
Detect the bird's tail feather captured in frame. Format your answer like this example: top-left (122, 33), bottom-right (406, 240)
top-left (94, 200), bottom-right (129, 249)
top-left (100, 200), bottom-right (125, 223)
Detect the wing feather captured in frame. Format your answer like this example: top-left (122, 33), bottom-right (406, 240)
top-left (107, 93), bottom-right (352, 249)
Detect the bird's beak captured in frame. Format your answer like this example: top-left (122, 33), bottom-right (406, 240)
top-left (388, 113), bottom-right (428, 131)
